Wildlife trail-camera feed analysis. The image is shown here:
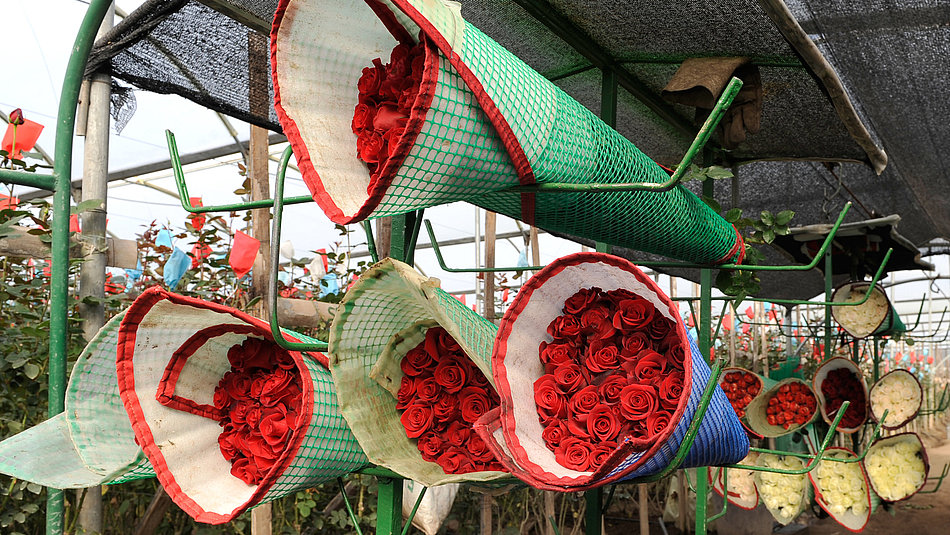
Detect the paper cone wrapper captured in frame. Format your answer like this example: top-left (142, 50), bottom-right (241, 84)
top-left (117, 287), bottom-right (367, 524)
top-left (328, 258), bottom-right (508, 486)
top-left (808, 447), bottom-right (871, 532)
top-left (813, 357), bottom-right (869, 434)
top-left (865, 432), bottom-right (929, 502)
top-left (272, 0), bottom-right (744, 265)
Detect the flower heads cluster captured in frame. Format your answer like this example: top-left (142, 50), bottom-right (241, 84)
top-left (765, 382), bottom-right (816, 430)
top-left (756, 454), bottom-right (807, 523)
top-left (813, 450), bottom-right (868, 517)
top-left (833, 286), bottom-right (888, 338)
top-left (533, 287), bottom-right (686, 472)
top-left (720, 370), bottom-right (760, 418)
top-left (870, 371), bottom-right (921, 425)
top-left (866, 438), bottom-right (926, 501)
top-left (395, 326), bottom-right (503, 474)
top-left (214, 337), bottom-right (303, 486)
top-left (820, 367), bottom-right (867, 429)
top-left (353, 41), bottom-right (426, 179)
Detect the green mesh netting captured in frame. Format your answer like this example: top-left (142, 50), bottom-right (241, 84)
top-left (273, 0), bottom-right (742, 264)
top-left (328, 258), bottom-right (508, 486)
top-left (0, 311), bottom-right (154, 489)
top-left (116, 288), bottom-right (367, 524)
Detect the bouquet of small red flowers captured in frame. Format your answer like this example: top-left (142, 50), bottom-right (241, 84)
top-left (396, 327), bottom-right (504, 474)
top-left (745, 378), bottom-right (818, 436)
top-left (533, 287), bottom-right (685, 471)
top-left (719, 369), bottom-right (763, 419)
top-left (814, 358), bottom-right (868, 432)
top-left (213, 338), bottom-right (304, 485)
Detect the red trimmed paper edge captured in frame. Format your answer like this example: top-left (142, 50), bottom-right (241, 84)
top-left (117, 286), bottom-right (323, 524)
top-left (812, 357), bottom-right (869, 434)
top-left (483, 251), bottom-right (695, 490)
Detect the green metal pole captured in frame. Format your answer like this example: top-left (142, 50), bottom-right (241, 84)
top-left (45, 1), bottom-right (113, 534)
top-left (694, 172), bottom-right (716, 535)
top-left (824, 248), bottom-right (833, 361)
top-left (585, 487), bottom-right (603, 534)
top-left (873, 339), bottom-right (880, 383)
top-left (376, 477), bottom-right (403, 535)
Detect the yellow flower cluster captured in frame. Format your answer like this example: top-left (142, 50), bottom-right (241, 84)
top-left (814, 450), bottom-right (868, 516)
top-left (870, 371), bottom-right (921, 424)
top-left (865, 439), bottom-right (925, 501)
top-left (756, 454), bottom-right (807, 523)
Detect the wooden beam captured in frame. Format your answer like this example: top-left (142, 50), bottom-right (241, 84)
top-left (195, 0), bottom-right (270, 34)
top-left (276, 298), bottom-right (336, 328)
top-left (0, 226), bottom-right (137, 269)
top-left (484, 211), bottom-right (496, 321)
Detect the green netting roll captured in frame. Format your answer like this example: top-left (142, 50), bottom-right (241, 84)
top-left (272, 0), bottom-right (744, 265)
top-left (116, 287), bottom-right (367, 524)
top-left (328, 258), bottom-right (508, 486)
top-left (0, 310), bottom-right (154, 488)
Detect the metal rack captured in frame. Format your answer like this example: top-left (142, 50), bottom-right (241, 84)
top-left (3, 1), bottom-right (946, 534)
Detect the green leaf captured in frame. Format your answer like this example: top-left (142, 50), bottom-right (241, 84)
top-left (705, 166), bottom-right (734, 179)
top-left (23, 363), bottom-right (40, 380)
top-left (700, 195), bottom-right (721, 213)
top-left (775, 225), bottom-right (790, 236)
top-left (763, 228), bottom-right (776, 243)
top-left (760, 211), bottom-right (774, 226)
top-left (775, 210), bottom-right (795, 226)
top-left (74, 199), bottom-right (105, 214)
top-left (724, 208), bottom-right (742, 223)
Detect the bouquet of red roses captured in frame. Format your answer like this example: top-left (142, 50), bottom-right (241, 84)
top-left (475, 252), bottom-right (749, 491)
top-left (117, 288), bottom-right (367, 524)
top-left (396, 326), bottom-right (504, 474)
top-left (744, 378), bottom-right (818, 437)
top-left (532, 287), bottom-right (685, 472)
top-left (719, 368), bottom-right (763, 419)
top-left (814, 357), bottom-right (868, 433)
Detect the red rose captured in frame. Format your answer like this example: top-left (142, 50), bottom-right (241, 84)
top-left (547, 314), bottom-right (582, 340)
top-left (230, 399), bottom-right (257, 425)
top-left (253, 453), bottom-right (279, 473)
top-left (218, 430), bottom-right (239, 461)
top-left (410, 52), bottom-right (425, 79)
top-left (666, 338), bottom-right (687, 368)
top-left (389, 43), bottom-right (412, 79)
top-left (553, 362), bottom-right (586, 395)
top-left (275, 350), bottom-right (296, 371)
top-left (612, 299), bottom-right (655, 332)
top-left (619, 384), bottom-right (658, 421)
top-left (223, 370), bottom-right (253, 400)
top-left (459, 386), bottom-right (491, 424)
top-left (659, 371), bottom-right (685, 408)
top-left (417, 431), bottom-right (444, 461)
top-left (567, 413), bottom-right (592, 440)
top-left (580, 305), bottom-right (615, 340)
top-left (372, 102), bottom-right (408, 132)
top-left (620, 332), bottom-right (652, 360)
top-left (397, 86), bottom-right (418, 111)
top-left (400, 402), bottom-right (434, 438)
top-left (8, 108), bottom-right (24, 126)
top-left (245, 404), bottom-right (262, 428)
top-left (382, 127), bottom-right (405, 158)
top-left (401, 347), bottom-right (432, 376)
top-left (395, 376), bottom-right (417, 410)
top-left (213, 383), bottom-right (232, 411)
top-left (586, 343), bottom-right (621, 374)
top-left (646, 411), bottom-right (672, 436)
top-left (260, 405), bottom-right (292, 446)
top-left (469, 367), bottom-right (491, 388)
top-left (606, 288), bottom-right (638, 302)
top-left (647, 314), bottom-right (673, 341)
top-left (433, 393), bottom-right (459, 424)
top-left (258, 368), bottom-right (296, 407)
top-left (351, 102), bottom-right (376, 133)
top-left (598, 374), bottom-right (627, 405)
top-left (467, 433), bottom-right (495, 463)
top-left (534, 374), bottom-right (567, 423)
top-left (423, 327), bottom-right (463, 360)
top-left (228, 338), bottom-right (272, 371)
top-left (540, 341), bottom-right (578, 367)
top-left (357, 61), bottom-right (383, 95)
top-left (590, 442), bottom-right (617, 470)
top-left (541, 420), bottom-right (569, 449)
top-left (586, 405), bottom-right (621, 442)
top-left (415, 377), bottom-right (441, 403)
top-left (230, 456), bottom-right (261, 486)
top-left (246, 432), bottom-right (280, 461)
top-left (632, 350), bottom-right (667, 382)
top-left (357, 130), bottom-right (386, 165)
top-left (569, 385), bottom-right (601, 416)
top-left (434, 359), bottom-right (468, 394)
top-left (436, 446), bottom-right (475, 475)
top-left (445, 421), bottom-right (472, 448)
top-left (555, 437), bottom-right (592, 472)
top-left (563, 287), bottom-right (602, 315)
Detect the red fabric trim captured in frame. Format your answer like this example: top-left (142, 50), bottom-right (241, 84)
top-left (155, 324), bottom-right (260, 421)
top-left (489, 252), bottom-right (694, 489)
top-left (807, 446), bottom-right (871, 532)
top-left (117, 286), bottom-right (321, 524)
top-left (712, 225), bottom-right (745, 265)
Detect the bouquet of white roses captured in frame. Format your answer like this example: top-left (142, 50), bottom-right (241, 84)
top-left (831, 283), bottom-right (891, 338)
top-left (809, 448), bottom-right (871, 532)
top-left (869, 369), bottom-right (922, 429)
top-left (711, 451), bottom-right (759, 509)
top-left (754, 454), bottom-right (810, 524)
top-left (865, 433), bottom-right (928, 502)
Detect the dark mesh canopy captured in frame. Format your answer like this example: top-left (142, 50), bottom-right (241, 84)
top-left (84, 0), bottom-right (949, 298)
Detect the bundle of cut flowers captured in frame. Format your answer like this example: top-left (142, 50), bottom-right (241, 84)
top-left (710, 451), bottom-right (759, 509)
top-left (755, 453), bottom-right (810, 525)
top-left (395, 326), bottom-right (504, 474)
top-left (809, 448), bottom-right (871, 531)
top-left (865, 433), bottom-right (928, 502)
top-left (869, 369), bottom-right (922, 428)
top-left (532, 286), bottom-right (685, 472)
top-left (815, 358), bottom-right (868, 433)
top-left (719, 368), bottom-right (762, 419)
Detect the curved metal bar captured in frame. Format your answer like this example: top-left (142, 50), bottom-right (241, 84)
top-left (424, 219), bottom-right (546, 273)
top-left (918, 463), bottom-right (950, 494)
top-left (400, 486), bottom-right (428, 535)
top-left (909, 307), bottom-right (949, 340)
top-left (166, 130), bottom-right (313, 213)
top-left (919, 384), bottom-right (950, 415)
top-left (268, 145), bottom-right (329, 352)
top-left (705, 467), bottom-right (729, 523)
top-left (504, 77), bottom-right (743, 194)
top-left (337, 477), bottom-right (365, 535)
top-left (362, 220), bottom-right (380, 263)
top-left (901, 295), bottom-right (928, 332)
